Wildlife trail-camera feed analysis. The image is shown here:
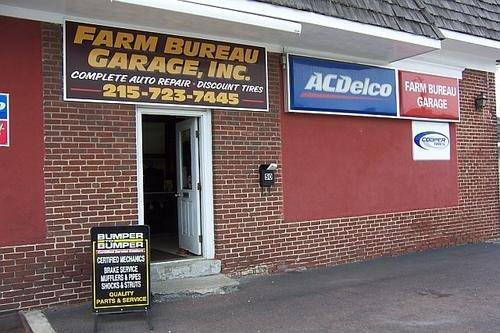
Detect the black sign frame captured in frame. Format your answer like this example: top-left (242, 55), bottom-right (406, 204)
top-left (91, 225), bottom-right (151, 313)
top-left (64, 21), bottom-right (269, 112)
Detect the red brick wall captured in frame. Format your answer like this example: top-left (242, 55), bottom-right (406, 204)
top-left (0, 22), bottom-right (137, 313)
top-left (212, 53), bottom-right (284, 273)
top-left (214, 62), bottom-right (500, 274)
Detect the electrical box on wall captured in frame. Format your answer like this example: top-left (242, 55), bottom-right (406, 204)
top-left (259, 163), bottom-right (277, 187)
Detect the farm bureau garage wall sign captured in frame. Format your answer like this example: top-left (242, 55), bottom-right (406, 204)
top-left (399, 70), bottom-right (459, 121)
top-left (64, 21), bottom-right (268, 111)
top-left (91, 225), bottom-right (150, 312)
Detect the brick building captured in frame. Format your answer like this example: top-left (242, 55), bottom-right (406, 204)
top-left (0, 0), bottom-right (499, 313)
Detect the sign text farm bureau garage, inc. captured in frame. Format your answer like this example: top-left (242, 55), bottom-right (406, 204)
top-left (64, 21), bottom-right (268, 111)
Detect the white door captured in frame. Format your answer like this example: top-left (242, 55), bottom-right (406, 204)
top-left (175, 118), bottom-right (202, 255)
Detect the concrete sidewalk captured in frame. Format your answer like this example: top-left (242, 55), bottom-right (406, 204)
top-left (44, 242), bottom-right (500, 332)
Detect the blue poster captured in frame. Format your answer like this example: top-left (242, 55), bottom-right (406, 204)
top-left (0, 93), bottom-right (7, 120)
top-left (288, 55), bottom-right (397, 116)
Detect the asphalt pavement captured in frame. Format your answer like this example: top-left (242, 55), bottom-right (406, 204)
top-left (44, 242), bottom-right (500, 333)
top-left (0, 312), bottom-right (23, 333)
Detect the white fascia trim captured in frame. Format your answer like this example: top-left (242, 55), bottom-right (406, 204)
top-left (113, 0), bottom-right (302, 34)
top-left (0, 4), bottom-right (62, 23)
top-left (284, 46), bottom-right (402, 67)
top-left (0, 5), bottom-right (283, 52)
top-left (1, 1), bottom-right (439, 50)
top-left (441, 29), bottom-right (500, 50)
top-left (184, 0), bottom-right (441, 49)
top-left (2, 0), bottom-right (440, 50)
top-left (390, 58), bottom-right (464, 79)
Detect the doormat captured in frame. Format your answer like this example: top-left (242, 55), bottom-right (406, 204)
top-left (150, 249), bottom-right (183, 261)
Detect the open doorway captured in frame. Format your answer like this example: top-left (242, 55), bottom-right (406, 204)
top-left (141, 114), bottom-right (202, 262)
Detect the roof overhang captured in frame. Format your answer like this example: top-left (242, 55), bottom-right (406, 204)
top-left (398, 29), bottom-right (500, 74)
top-left (0, 0), bottom-right (441, 65)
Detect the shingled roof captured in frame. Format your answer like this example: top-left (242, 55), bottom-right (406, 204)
top-left (422, 0), bottom-right (500, 42)
top-left (254, 0), bottom-right (500, 41)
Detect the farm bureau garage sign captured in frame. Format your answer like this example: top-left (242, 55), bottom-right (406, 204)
top-left (64, 21), bottom-right (268, 111)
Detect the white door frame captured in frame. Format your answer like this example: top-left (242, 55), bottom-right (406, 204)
top-left (136, 106), bottom-right (215, 259)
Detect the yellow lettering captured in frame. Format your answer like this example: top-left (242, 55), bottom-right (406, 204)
top-left (215, 45), bottom-right (230, 60)
top-left (199, 43), bottom-right (216, 58)
top-left (107, 52), bottom-right (128, 69)
top-left (233, 65), bottom-right (246, 80)
top-left (183, 60), bottom-right (199, 76)
top-left (166, 58), bottom-right (183, 74)
top-left (147, 56), bottom-right (166, 72)
top-left (73, 25), bottom-right (96, 44)
top-left (128, 54), bottom-right (148, 71)
top-left (228, 48), bottom-right (244, 62)
top-left (183, 40), bottom-right (200, 57)
top-left (207, 61), bottom-right (217, 77)
top-left (244, 49), bottom-right (259, 64)
top-left (164, 37), bottom-right (184, 54)
top-left (216, 63), bottom-right (233, 79)
top-left (88, 48), bottom-right (109, 68)
top-left (114, 32), bottom-right (134, 49)
top-left (92, 30), bottom-right (113, 47)
top-left (134, 35), bottom-right (158, 52)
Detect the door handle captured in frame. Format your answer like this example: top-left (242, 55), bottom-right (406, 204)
top-left (174, 193), bottom-right (181, 198)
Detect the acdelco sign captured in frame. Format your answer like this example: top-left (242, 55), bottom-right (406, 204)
top-left (288, 55), bottom-right (397, 116)
top-left (304, 73), bottom-right (393, 97)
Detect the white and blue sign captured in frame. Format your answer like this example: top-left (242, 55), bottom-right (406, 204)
top-left (412, 121), bottom-right (450, 160)
top-left (414, 131), bottom-right (449, 150)
top-left (0, 93), bottom-right (8, 120)
top-left (288, 55), bottom-right (397, 117)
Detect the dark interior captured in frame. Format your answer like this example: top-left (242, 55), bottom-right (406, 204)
top-left (142, 115), bottom-right (189, 261)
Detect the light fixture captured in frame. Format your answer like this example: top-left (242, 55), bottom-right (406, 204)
top-left (112, 0), bottom-right (302, 34)
top-left (475, 93), bottom-right (487, 111)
